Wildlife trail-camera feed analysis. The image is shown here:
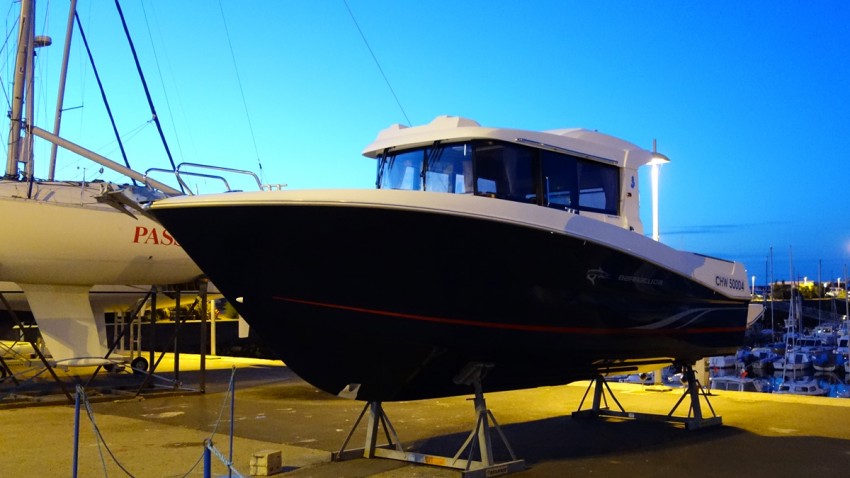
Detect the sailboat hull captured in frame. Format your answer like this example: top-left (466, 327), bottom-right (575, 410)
top-left (0, 182), bottom-right (200, 286)
top-left (151, 189), bottom-right (751, 401)
top-left (0, 181), bottom-right (203, 364)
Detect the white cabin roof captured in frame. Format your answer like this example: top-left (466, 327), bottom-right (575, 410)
top-left (362, 115), bottom-right (666, 170)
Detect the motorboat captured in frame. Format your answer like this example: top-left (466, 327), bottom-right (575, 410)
top-left (709, 355), bottom-right (737, 369)
top-left (774, 379), bottom-right (827, 397)
top-left (811, 349), bottom-right (846, 372)
top-left (709, 375), bottom-right (770, 393)
top-left (773, 349), bottom-right (815, 374)
top-left (836, 330), bottom-right (848, 355)
top-left (150, 115), bottom-right (760, 402)
top-left (812, 325), bottom-right (838, 347)
top-left (749, 346), bottom-right (781, 374)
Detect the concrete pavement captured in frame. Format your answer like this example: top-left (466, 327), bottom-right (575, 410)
top-left (1, 356), bottom-right (849, 477)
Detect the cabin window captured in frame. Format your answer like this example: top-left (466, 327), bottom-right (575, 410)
top-left (378, 149), bottom-right (424, 190)
top-left (473, 142), bottom-right (536, 202)
top-left (424, 144), bottom-right (473, 193)
top-left (376, 140), bottom-right (620, 216)
top-left (540, 150), bottom-right (576, 210)
top-left (541, 150), bottom-right (619, 215)
top-left (577, 160), bottom-right (619, 214)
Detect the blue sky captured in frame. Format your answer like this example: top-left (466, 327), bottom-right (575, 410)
top-left (4, 1), bottom-right (849, 285)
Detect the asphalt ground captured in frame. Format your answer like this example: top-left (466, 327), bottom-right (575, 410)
top-left (1, 356), bottom-right (849, 477)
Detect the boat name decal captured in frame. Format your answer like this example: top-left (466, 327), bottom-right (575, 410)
top-left (587, 268), bottom-right (664, 287)
top-left (618, 274), bottom-right (663, 286)
top-left (133, 226), bottom-right (180, 246)
top-left (586, 268), bottom-right (610, 285)
top-left (715, 275), bottom-right (745, 291)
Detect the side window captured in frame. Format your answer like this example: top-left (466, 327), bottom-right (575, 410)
top-left (378, 150), bottom-right (424, 190)
top-left (577, 160), bottom-right (619, 215)
top-left (473, 142), bottom-right (536, 203)
top-left (540, 150), bottom-right (576, 210)
top-left (424, 144), bottom-right (473, 193)
top-left (377, 142), bottom-right (620, 216)
top-left (540, 151), bottom-right (619, 215)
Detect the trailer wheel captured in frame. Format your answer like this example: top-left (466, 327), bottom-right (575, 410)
top-left (131, 356), bottom-right (149, 375)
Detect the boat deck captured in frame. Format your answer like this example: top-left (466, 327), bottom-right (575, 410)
top-left (1, 355), bottom-right (848, 477)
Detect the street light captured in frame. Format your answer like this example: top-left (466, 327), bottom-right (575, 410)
top-left (649, 140), bottom-right (670, 242)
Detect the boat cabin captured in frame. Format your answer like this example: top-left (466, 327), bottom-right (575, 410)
top-left (776, 382), bottom-right (826, 396)
top-left (363, 116), bottom-right (668, 235)
top-left (710, 376), bottom-right (764, 393)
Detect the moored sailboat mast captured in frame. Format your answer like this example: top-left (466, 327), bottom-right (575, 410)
top-left (5, 0), bottom-right (33, 179)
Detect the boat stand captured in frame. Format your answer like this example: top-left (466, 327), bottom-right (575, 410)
top-left (334, 364), bottom-right (526, 477)
top-left (572, 364), bottom-right (721, 430)
top-left (0, 280), bottom-right (210, 407)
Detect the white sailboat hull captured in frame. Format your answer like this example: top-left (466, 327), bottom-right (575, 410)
top-left (0, 182), bottom-right (200, 286)
top-left (0, 181), bottom-right (203, 364)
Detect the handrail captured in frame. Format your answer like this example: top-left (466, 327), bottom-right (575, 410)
top-left (178, 162), bottom-right (263, 190)
top-left (145, 162), bottom-right (265, 195)
top-left (144, 167), bottom-right (229, 195)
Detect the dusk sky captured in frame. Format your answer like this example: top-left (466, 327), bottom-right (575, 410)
top-left (4, 1), bottom-right (849, 285)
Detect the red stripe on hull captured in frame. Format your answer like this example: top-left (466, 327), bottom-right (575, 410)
top-left (273, 296), bottom-right (745, 335)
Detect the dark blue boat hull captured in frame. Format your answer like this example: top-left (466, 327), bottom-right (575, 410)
top-left (152, 202), bottom-right (749, 401)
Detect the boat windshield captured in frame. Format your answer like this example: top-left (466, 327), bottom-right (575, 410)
top-left (377, 140), bottom-right (620, 216)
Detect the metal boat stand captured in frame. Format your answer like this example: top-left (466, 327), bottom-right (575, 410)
top-left (572, 364), bottom-right (721, 430)
top-left (0, 279), bottom-right (211, 406)
top-left (334, 363), bottom-right (526, 477)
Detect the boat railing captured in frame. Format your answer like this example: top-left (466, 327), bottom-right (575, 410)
top-left (145, 162), bottom-right (264, 195)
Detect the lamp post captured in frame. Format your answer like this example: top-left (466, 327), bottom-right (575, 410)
top-left (649, 140), bottom-right (670, 242)
top-left (845, 265), bottom-right (849, 317)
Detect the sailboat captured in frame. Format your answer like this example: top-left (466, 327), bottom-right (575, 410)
top-left (150, 115), bottom-right (763, 402)
top-left (0, 0), bottom-right (257, 366)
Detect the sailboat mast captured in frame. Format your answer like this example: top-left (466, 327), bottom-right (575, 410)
top-left (5, 0), bottom-right (33, 179)
top-left (23, 7), bottom-right (40, 181)
top-left (48, 0), bottom-right (79, 181)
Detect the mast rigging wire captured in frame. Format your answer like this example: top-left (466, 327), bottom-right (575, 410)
top-left (73, 11), bottom-right (138, 186)
top-left (137, 0), bottom-right (187, 171)
top-left (113, 0), bottom-right (183, 192)
top-left (216, 0), bottom-right (265, 184)
top-left (1, 6), bottom-right (21, 123)
top-left (342, 0), bottom-right (411, 126)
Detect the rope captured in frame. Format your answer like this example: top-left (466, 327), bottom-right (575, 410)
top-left (137, 0), bottom-right (187, 169)
top-left (342, 0), bottom-right (411, 126)
top-left (0, 6), bottom-right (20, 116)
top-left (177, 366), bottom-right (239, 477)
top-left (79, 386), bottom-right (137, 477)
top-left (216, 0), bottom-right (265, 184)
top-left (71, 367), bottom-right (241, 477)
